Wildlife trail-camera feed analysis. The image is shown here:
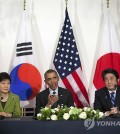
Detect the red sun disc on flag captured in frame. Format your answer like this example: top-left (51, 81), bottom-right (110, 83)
top-left (93, 53), bottom-right (120, 90)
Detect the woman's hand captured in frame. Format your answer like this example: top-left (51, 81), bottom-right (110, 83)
top-left (0, 112), bottom-right (12, 117)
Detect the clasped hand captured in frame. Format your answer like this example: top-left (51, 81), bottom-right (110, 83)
top-left (0, 112), bottom-right (12, 117)
top-left (105, 107), bottom-right (119, 116)
top-left (46, 94), bottom-right (59, 107)
top-left (110, 107), bottom-right (119, 114)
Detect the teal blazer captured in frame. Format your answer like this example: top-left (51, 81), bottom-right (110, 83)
top-left (0, 92), bottom-right (22, 117)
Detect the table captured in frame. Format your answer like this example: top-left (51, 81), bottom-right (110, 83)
top-left (0, 117), bottom-right (120, 134)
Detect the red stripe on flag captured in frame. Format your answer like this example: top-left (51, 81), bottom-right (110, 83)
top-left (71, 70), bottom-right (89, 104)
top-left (62, 77), bottom-right (84, 108)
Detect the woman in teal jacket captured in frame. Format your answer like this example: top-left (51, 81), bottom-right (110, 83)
top-left (0, 72), bottom-right (22, 118)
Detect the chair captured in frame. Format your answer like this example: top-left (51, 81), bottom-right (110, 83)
top-left (22, 107), bottom-right (35, 117)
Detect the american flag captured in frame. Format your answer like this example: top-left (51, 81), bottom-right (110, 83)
top-left (53, 8), bottom-right (89, 107)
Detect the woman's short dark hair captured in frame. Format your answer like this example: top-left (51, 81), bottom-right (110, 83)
top-left (102, 68), bottom-right (119, 80)
top-left (0, 72), bottom-right (11, 83)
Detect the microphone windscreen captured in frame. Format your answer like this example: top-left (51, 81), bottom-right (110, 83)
top-left (0, 97), bottom-right (3, 101)
top-left (53, 91), bottom-right (56, 95)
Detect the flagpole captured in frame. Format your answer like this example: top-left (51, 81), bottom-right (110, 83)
top-left (106, 0), bottom-right (109, 8)
top-left (24, 0), bottom-right (26, 10)
top-left (65, 0), bottom-right (68, 8)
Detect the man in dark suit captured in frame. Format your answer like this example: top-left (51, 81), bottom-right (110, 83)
top-left (35, 69), bottom-right (74, 117)
top-left (94, 68), bottom-right (120, 116)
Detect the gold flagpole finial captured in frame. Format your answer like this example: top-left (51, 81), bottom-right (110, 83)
top-left (106, 0), bottom-right (109, 8)
top-left (65, 0), bottom-right (68, 8)
top-left (24, 0), bottom-right (26, 10)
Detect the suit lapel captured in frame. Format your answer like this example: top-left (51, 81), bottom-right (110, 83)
top-left (104, 88), bottom-right (112, 108)
top-left (58, 87), bottom-right (62, 105)
top-left (4, 93), bottom-right (13, 111)
top-left (114, 88), bottom-right (120, 106)
top-left (44, 89), bottom-right (50, 105)
top-left (0, 101), bottom-right (4, 111)
top-left (58, 88), bottom-right (63, 101)
top-left (46, 88), bottom-right (50, 96)
top-left (58, 87), bottom-right (62, 96)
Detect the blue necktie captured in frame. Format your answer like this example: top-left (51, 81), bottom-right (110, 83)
top-left (110, 92), bottom-right (115, 107)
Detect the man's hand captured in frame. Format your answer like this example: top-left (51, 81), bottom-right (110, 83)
top-left (110, 107), bottom-right (119, 114)
top-left (105, 107), bottom-right (119, 116)
top-left (46, 94), bottom-right (59, 107)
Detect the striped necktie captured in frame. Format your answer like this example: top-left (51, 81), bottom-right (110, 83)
top-left (110, 92), bottom-right (115, 107)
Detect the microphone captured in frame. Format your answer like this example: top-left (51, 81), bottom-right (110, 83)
top-left (0, 97), bottom-right (3, 101)
top-left (53, 91), bottom-right (56, 95)
top-left (105, 96), bottom-right (107, 99)
top-left (12, 96), bottom-right (15, 100)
